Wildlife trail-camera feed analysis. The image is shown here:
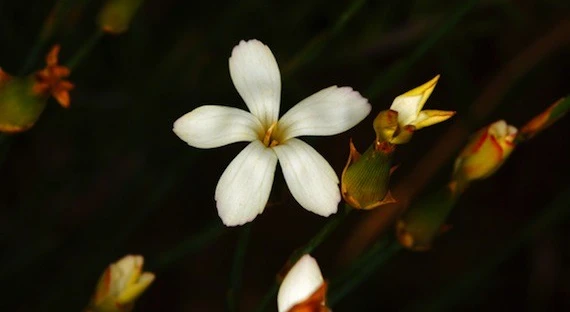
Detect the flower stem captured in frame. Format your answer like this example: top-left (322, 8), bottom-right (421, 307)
top-left (150, 219), bottom-right (227, 271)
top-left (366, 0), bottom-right (478, 99)
top-left (66, 30), bottom-right (105, 71)
top-left (253, 204), bottom-right (352, 312)
top-left (328, 234), bottom-right (402, 306)
top-left (282, 0), bottom-right (367, 78)
top-left (227, 223), bottom-right (253, 312)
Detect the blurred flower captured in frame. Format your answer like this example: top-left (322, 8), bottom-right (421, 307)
top-left (86, 255), bottom-right (155, 312)
top-left (0, 45), bottom-right (73, 133)
top-left (174, 39), bottom-right (371, 226)
top-left (374, 75), bottom-right (455, 144)
top-left (453, 120), bottom-right (517, 184)
top-left (341, 139), bottom-right (396, 209)
top-left (519, 97), bottom-right (569, 141)
top-left (278, 255), bottom-right (329, 312)
top-left (98, 0), bottom-right (144, 34)
top-left (396, 186), bottom-right (455, 251)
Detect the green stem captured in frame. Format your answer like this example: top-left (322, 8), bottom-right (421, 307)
top-left (253, 205), bottom-right (352, 312)
top-left (227, 223), bottom-right (253, 312)
top-left (366, 0), bottom-right (478, 98)
top-left (66, 30), bottom-right (105, 71)
top-left (282, 0), bottom-right (367, 78)
top-left (19, 0), bottom-right (76, 74)
top-left (150, 220), bottom-right (227, 272)
top-left (328, 235), bottom-right (402, 306)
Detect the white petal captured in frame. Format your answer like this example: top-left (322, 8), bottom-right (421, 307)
top-left (277, 254), bottom-right (324, 312)
top-left (277, 86), bottom-right (371, 141)
top-left (272, 138), bottom-right (340, 217)
top-left (229, 39), bottom-right (281, 128)
top-left (173, 105), bottom-right (263, 149)
top-left (215, 140), bottom-right (278, 226)
top-left (390, 94), bottom-right (422, 126)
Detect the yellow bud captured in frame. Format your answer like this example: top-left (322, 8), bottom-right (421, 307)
top-left (341, 139), bottom-right (396, 210)
top-left (98, 0), bottom-right (144, 34)
top-left (453, 120), bottom-right (517, 183)
top-left (86, 255), bottom-right (155, 312)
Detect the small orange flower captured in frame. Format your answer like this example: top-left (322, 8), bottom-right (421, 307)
top-left (33, 45), bottom-right (74, 108)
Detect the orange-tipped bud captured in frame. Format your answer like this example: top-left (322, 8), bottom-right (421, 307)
top-left (453, 120), bottom-right (517, 184)
top-left (519, 97), bottom-right (570, 141)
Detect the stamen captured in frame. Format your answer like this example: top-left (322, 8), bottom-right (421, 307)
top-left (262, 122), bottom-right (278, 147)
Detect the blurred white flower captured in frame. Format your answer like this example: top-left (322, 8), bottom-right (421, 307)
top-left (174, 39), bottom-right (371, 226)
top-left (277, 254), bottom-right (328, 312)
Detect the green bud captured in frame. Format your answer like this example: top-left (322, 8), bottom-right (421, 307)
top-left (341, 139), bottom-right (396, 210)
top-left (0, 74), bottom-right (48, 133)
top-left (98, 0), bottom-right (144, 34)
top-left (396, 185), bottom-right (457, 251)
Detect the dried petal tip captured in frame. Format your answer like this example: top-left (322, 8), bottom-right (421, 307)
top-left (341, 139), bottom-right (396, 210)
top-left (34, 45), bottom-right (74, 108)
top-left (86, 254), bottom-right (155, 312)
top-left (520, 97), bottom-right (570, 141)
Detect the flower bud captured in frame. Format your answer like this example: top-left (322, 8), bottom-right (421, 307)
top-left (0, 72), bottom-right (48, 133)
top-left (519, 97), bottom-right (569, 141)
top-left (453, 120), bottom-right (517, 183)
top-left (0, 45), bottom-right (73, 133)
top-left (98, 0), bottom-right (144, 34)
top-left (341, 139), bottom-right (396, 210)
top-left (396, 186), bottom-right (456, 251)
top-left (374, 75), bottom-right (455, 144)
top-left (86, 255), bottom-right (155, 312)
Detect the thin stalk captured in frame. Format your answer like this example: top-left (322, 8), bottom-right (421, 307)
top-left (366, 0), bottom-right (478, 98)
top-left (150, 220), bottom-right (227, 271)
top-left (66, 30), bottom-right (105, 71)
top-left (227, 223), bottom-right (253, 312)
top-left (329, 235), bottom-right (402, 306)
top-left (282, 0), bottom-right (368, 78)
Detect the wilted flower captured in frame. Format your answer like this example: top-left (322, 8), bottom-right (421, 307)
top-left (453, 120), bottom-right (517, 184)
top-left (86, 255), bottom-right (155, 312)
top-left (98, 0), bottom-right (144, 34)
top-left (173, 39), bottom-right (371, 226)
top-left (278, 255), bottom-right (329, 312)
top-left (0, 45), bottom-right (73, 133)
top-left (341, 139), bottom-right (396, 209)
top-left (374, 75), bottom-right (455, 144)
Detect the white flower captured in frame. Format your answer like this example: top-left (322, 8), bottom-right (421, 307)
top-left (173, 39), bottom-right (371, 226)
top-left (277, 255), bottom-right (326, 312)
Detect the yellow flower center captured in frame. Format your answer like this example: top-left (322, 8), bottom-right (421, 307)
top-left (262, 122), bottom-right (280, 147)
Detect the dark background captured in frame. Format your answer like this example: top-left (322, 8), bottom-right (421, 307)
top-left (0, 0), bottom-right (569, 311)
